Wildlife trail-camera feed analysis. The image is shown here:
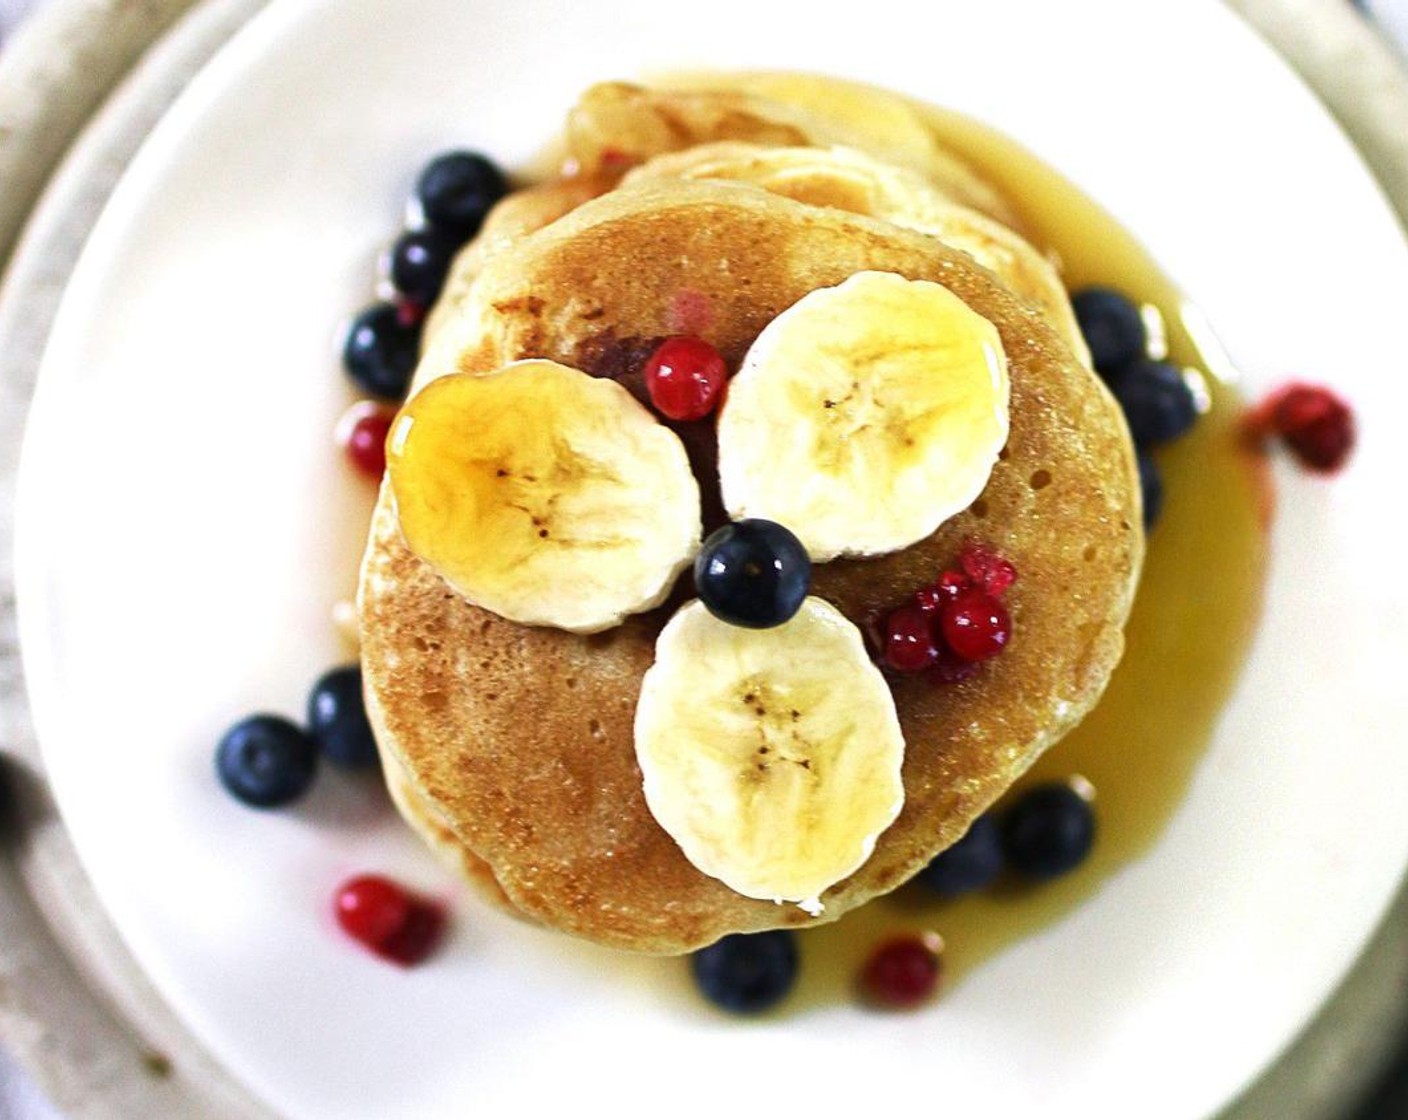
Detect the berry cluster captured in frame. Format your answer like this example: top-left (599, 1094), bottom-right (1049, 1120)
top-left (1243, 381), bottom-right (1355, 474)
top-left (1071, 286), bottom-right (1201, 529)
top-left (338, 151), bottom-right (508, 476)
top-left (215, 664), bottom-right (380, 808)
top-left (880, 544), bottom-right (1016, 683)
top-left (689, 781), bottom-right (1096, 1014)
top-left (917, 779), bottom-right (1097, 895)
top-left (215, 667), bottom-right (443, 966)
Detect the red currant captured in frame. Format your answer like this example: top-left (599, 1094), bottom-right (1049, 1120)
top-left (339, 402), bottom-right (395, 480)
top-left (960, 544), bottom-right (1017, 596)
top-left (914, 585), bottom-right (945, 614)
top-left (940, 590), bottom-right (1011, 662)
top-left (643, 336), bottom-right (728, 421)
top-left (334, 874), bottom-right (445, 966)
top-left (883, 605), bottom-right (940, 673)
top-left (859, 934), bottom-right (943, 1008)
top-left (394, 296), bottom-right (426, 328)
top-left (1271, 383), bottom-right (1355, 473)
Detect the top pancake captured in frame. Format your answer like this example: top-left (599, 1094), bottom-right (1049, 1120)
top-left (360, 175), bottom-right (1142, 954)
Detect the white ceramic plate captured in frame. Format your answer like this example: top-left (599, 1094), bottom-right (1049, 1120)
top-left (15, 1), bottom-right (1408, 1117)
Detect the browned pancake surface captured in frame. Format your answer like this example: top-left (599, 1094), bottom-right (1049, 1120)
top-left (360, 180), bottom-right (1141, 953)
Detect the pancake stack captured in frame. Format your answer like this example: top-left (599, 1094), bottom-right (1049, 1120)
top-left (359, 77), bottom-right (1143, 954)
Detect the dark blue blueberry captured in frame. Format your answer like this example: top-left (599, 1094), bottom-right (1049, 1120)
top-left (694, 519), bottom-right (810, 629)
top-left (216, 715), bottom-right (318, 808)
top-left (307, 665), bottom-right (379, 769)
top-left (415, 151), bottom-right (507, 240)
top-left (915, 813), bottom-right (1003, 896)
top-left (343, 302), bottom-right (420, 401)
top-left (1001, 783), bottom-right (1096, 881)
top-left (1106, 359), bottom-right (1198, 448)
top-left (1072, 286), bottom-right (1147, 376)
top-left (389, 229), bottom-right (459, 307)
top-left (691, 931), bottom-right (798, 1014)
top-left (1137, 450), bottom-right (1163, 530)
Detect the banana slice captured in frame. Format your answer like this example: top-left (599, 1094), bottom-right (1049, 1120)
top-left (635, 597), bottom-right (905, 911)
top-left (717, 270), bottom-right (1010, 561)
top-left (387, 359), bottom-right (701, 633)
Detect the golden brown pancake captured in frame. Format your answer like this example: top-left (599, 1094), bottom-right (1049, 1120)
top-left (620, 142), bottom-right (1088, 363)
top-left (360, 177), bottom-right (1142, 953)
top-left (565, 81), bottom-right (1026, 231)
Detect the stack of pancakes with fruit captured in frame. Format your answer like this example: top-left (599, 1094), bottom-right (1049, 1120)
top-left (358, 75), bottom-right (1143, 954)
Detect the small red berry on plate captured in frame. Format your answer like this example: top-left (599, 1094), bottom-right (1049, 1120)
top-left (338, 401), bottom-right (396, 480)
top-left (859, 933), bottom-right (943, 1009)
top-left (643, 335), bottom-right (728, 421)
top-left (334, 874), bottom-right (445, 966)
top-left (940, 590), bottom-right (1011, 663)
top-left (1246, 382), bottom-right (1355, 474)
top-left (883, 604), bottom-right (940, 673)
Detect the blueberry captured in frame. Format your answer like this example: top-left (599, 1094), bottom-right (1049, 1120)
top-left (1072, 286), bottom-right (1147, 376)
top-left (308, 665), bottom-right (379, 769)
top-left (915, 813), bottom-right (1003, 896)
top-left (1001, 783), bottom-right (1096, 881)
top-left (1137, 450), bottom-right (1163, 530)
top-left (1106, 359), bottom-right (1198, 448)
top-left (415, 151), bottom-right (507, 240)
top-left (343, 302), bottom-right (420, 401)
top-left (216, 715), bottom-right (318, 808)
top-left (694, 519), bottom-right (811, 629)
top-left (389, 229), bottom-right (459, 307)
top-left (691, 931), bottom-right (798, 1014)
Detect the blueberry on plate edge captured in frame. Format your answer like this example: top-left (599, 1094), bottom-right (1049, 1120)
top-left (343, 302), bottom-right (421, 401)
top-left (216, 714), bottom-right (318, 809)
top-left (308, 664), bottom-right (380, 769)
top-left (414, 151), bottom-right (508, 240)
top-left (1001, 783), bottom-right (1096, 881)
top-left (915, 813), bottom-right (1003, 896)
top-left (691, 930), bottom-right (799, 1014)
top-left (1071, 286), bottom-right (1147, 377)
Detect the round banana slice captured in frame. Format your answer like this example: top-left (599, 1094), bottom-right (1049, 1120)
top-left (718, 270), bottom-right (1010, 561)
top-left (634, 597), bottom-right (905, 912)
top-left (387, 359), bottom-right (701, 634)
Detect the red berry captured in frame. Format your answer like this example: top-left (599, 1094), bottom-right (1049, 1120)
top-left (914, 586), bottom-right (945, 613)
top-left (936, 570), bottom-right (971, 600)
top-left (859, 934), bottom-right (943, 1008)
top-left (1272, 383), bottom-right (1355, 473)
top-left (334, 874), bottom-right (445, 966)
top-left (883, 605), bottom-right (940, 673)
top-left (394, 297), bottom-right (426, 328)
top-left (340, 402), bottom-right (395, 479)
top-left (643, 336), bottom-right (728, 421)
top-left (940, 590), bottom-right (1011, 662)
top-left (960, 544), bottom-right (1018, 596)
